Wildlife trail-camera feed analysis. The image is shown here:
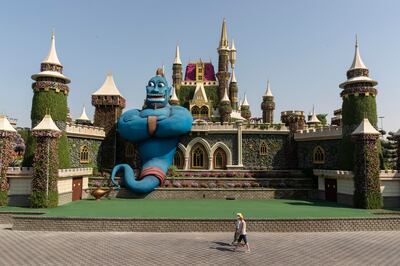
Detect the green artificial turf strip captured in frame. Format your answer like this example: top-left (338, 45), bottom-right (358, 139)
top-left (37, 199), bottom-right (376, 219)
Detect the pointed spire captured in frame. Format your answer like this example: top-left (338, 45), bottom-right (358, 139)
top-left (33, 114), bottom-right (61, 132)
top-left (352, 117), bottom-right (380, 135)
top-left (350, 35), bottom-right (367, 70)
top-left (78, 106), bottom-right (90, 121)
top-left (264, 80), bottom-right (273, 97)
top-left (0, 115), bottom-right (16, 132)
top-left (230, 69), bottom-right (237, 83)
top-left (92, 72), bottom-right (122, 96)
top-left (170, 87), bottom-right (179, 105)
top-left (219, 18), bottom-right (229, 49)
top-left (174, 45), bottom-right (182, 64)
top-left (241, 93), bottom-right (249, 106)
top-left (42, 31), bottom-right (62, 66)
top-left (308, 105), bottom-right (321, 124)
top-left (230, 39), bottom-right (236, 51)
top-left (221, 88), bottom-right (230, 102)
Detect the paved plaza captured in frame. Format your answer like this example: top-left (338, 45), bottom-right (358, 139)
top-left (0, 224), bottom-right (399, 265)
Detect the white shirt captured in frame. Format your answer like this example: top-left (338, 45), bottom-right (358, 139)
top-left (239, 220), bottom-right (247, 235)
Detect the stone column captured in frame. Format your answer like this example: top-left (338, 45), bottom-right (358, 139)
top-left (352, 121), bottom-right (382, 209)
top-left (0, 130), bottom-right (16, 206)
top-left (31, 130), bottom-right (61, 208)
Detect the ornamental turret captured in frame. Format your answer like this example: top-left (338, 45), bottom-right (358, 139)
top-left (31, 114), bottom-right (62, 208)
top-left (92, 72), bottom-right (126, 169)
top-left (216, 19), bottom-right (231, 121)
top-left (229, 69), bottom-right (239, 110)
top-left (75, 106), bottom-right (92, 125)
top-left (240, 94), bottom-right (251, 120)
top-left (29, 32), bottom-right (70, 168)
top-left (170, 87), bottom-right (180, 106)
top-left (351, 118), bottom-right (382, 209)
top-left (307, 106), bottom-right (321, 128)
top-left (172, 45), bottom-right (183, 92)
top-left (219, 88), bottom-right (232, 122)
top-left (339, 36), bottom-right (379, 170)
top-left (0, 115), bottom-right (17, 206)
top-left (261, 80), bottom-right (275, 124)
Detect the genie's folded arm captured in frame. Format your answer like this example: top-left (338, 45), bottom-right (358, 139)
top-left (117, 109), bottom-right (151, 142)
top-left (155, 106), bottom-right (193, 138)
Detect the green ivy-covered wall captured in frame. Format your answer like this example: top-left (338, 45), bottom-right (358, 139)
top-left (297, 139), bottom-right (341, 170)
top-left (67, 137), bottom-right (102, 171)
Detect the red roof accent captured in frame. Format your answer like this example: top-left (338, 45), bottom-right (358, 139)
top-left (184, 63), bottom-right (216, 81)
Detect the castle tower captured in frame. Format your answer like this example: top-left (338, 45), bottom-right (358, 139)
top-left (172, 45), bottom-right (183, 92)
top-left (351, 118), bottom-right (382, 209)
top-left (31, 114), bottom-right (61, 208)
top-left (229, 69), bottom-right (239, 110)
top-left (240, 94), bottom-right (251, 120)
top-left (216, 19), bottom-right (231, 119)
top-left (280, 111), bottom-right (305, 133)
top-left (261, 80), bottom-right (275, 124)
top-left (92, 73), bottom-right (126, 170)
top-left (339, 37), bottom-right (379, 170)
top-left (219, 88), bottom-right (232, 122)
top-left (0, 116), bottom-right (17, 206)
top-left (30, 32), bottom-right (71, 168)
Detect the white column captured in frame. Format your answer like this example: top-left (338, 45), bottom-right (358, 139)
top-left (236, 121), bottom-right (243, 166)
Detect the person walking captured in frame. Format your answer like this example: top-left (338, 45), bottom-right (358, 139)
top-left (234, 213), bottom-right (250, 252)
top-left (231, 213), bottom-right (242, 245)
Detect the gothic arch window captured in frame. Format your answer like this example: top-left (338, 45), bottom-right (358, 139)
top-left (125, 143), bottom-right (135, 158)
top-left (260, 141), bottom-right (268, 156)
top-left (213, 147), bottom-right (227, 169)
top-left (191, 106), bottom-right (200, 118)
top-left (200, 106), bottom-right (209, 116)
top-left (80, 145), bottom-right (89, 164)
top-left (191, 143), bottom-right (208, 169)
top-left (313, 146), bottom-right (325, 164)
top-left (173, 149), bottom-right (184, 169)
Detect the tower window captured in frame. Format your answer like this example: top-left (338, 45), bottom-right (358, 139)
top-left (260, 141), bottom-right (268, 155)
top-left (213, 147), bottom-right (227, 169)
top-left (80, 145), bottom-right (89, 164)
top-left (200, 106), bottom-right (209, 116)
top-left (313, 146), bottom-right (325, 164)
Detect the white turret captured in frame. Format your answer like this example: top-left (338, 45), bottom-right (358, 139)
top-left (241, 93), bottom-right (249, 106)
top-left (264, 80), bottom-right (273, 97)
top-left (42, 32), bottom-right (62, 66)
top-left (93, 72), bottom-right (122, 96)
top-left (221, 88), bottom-right (230, 102)
top-left (0, 115), bottom-right (16, 132)
top-left (78, 106), bottom-right (90, 121)
top-left (307, 106), bottom-right (321, 125)
top-left (352, 118), bottom-right (380, 135)
top-left (350, 35), bottom-right (367, 70)
top-left (231, 69), bottom-right (237, 83)
top-left (33, 114), bottom-right (61, 132)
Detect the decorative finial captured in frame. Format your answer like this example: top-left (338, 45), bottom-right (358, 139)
top-left (355, 34), bottom-right (358, 47)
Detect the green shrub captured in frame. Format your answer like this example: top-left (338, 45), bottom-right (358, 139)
top-left (0, 191), bottom-right (8, 206)
top-left (30, 191), bottom-right (58, 208)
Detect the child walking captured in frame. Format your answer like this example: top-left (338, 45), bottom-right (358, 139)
top-left (234, 213), bottom-right (250, 252)
top-left (231, 213), bottom-right (241, 245)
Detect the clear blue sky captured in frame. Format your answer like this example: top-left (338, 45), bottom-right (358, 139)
top-left (0, 0), bottom-right (399, 131)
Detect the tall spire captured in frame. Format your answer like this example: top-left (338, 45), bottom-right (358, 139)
top-left (231, 68), bottom-right (237, 83)
top-left (264, 80), bottom-right (273, 97)
top-left (174, 45), bottom-right (182, 65)
top-left (78, 106), bottom-right (90, 121)
top-left (43, 31), bottom-right (62, 66)
top-left (242, 93), bottom-right (249, 106)
top-left (219, 18), bottom-right (229, 49)
top-left (350, 35), bottom-right (367, 70)
top-left (308, 105), bottom-right (321, 124)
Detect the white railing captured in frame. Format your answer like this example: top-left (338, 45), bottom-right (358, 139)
top-left (66, 123), bottom-right (105, 139)
top-left (191, 121), bottom-right (289, 132)
top-left (294, 126), bottom-right (342, 141)
top-left (58, 167), bottom-right (93, 178)
top-left (6, 167), bottom-right (33, 175)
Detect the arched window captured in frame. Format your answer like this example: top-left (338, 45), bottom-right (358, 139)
top-left (80, 146), bottom-right (89, 163)
top-left (191, 106), bottom-right (200, 119)
top-left (260, 141), bottom-right (268, 155)
top-left (173, 149), bottom-right (184, 169)
top-left (191, 144), bottom-right (208, 169)
top-left (313, 146), bottom-right (325, 164)
top-left (213, 147), bottom-right (226, 169)
top-left (125, 143), bottom-right (135, 158)
top-left (200, 106), bottom-right (209, 116)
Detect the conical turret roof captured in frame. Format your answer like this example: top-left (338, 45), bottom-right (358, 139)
top-left (264, 80), bottom-right (273, 97)
top-left (33, 114), bottom-right (61, 132)
top-left (0, 115), bottom-right (16, 132)
top-left (231, 69), bottom-right (237, 83)
top-left (43, 32), bottom-right (62, 66)
top-left (77, 106), bottom-right (90, 121)
top-left (170, 87), bottom-right (179, 104)
top-left (308, 106), bottom-right (321, 124)
top-left (93, 72), bottom-right (122, 96)
top-left (241, 94), bottom-right (249, 106)
top-left (219, 18), bottom-right (229, 49)
top-left (350, 36), bottom-right (367, 70)
top-left (221, 88), bottom-right (230, 102)
top-left (352, 118), bottom-right (379, 135)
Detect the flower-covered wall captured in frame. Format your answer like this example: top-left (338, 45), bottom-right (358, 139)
top-left (297, 139), bottom-right (341, 170)
top-left (67, 137), bottom-right (102, 170)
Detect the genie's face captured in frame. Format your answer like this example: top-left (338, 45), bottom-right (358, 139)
top-left (145, 76), bottom-right (171, 108)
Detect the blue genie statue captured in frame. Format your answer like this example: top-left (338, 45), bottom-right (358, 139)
top-left (111, 70), bottom-right (193, 193)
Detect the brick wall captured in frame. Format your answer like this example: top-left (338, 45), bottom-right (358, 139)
top-left (11, 215), bottom-right (400, 232)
